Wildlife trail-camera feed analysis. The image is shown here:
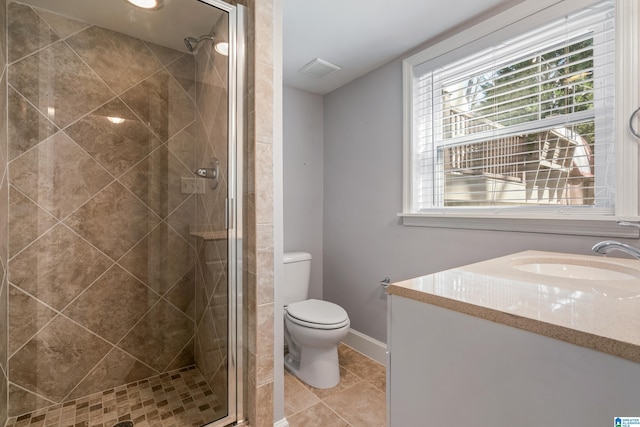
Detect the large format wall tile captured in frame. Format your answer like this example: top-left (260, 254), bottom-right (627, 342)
top-left (0, 370), bottom-right (6, 426)
top-left (8, 86), bottom-right (59, 161)
top-left (0, 276), bottom-right (7, 373)
top-left (8, 41), bottom-right (113, 128)
top-left (9, 131), bottom-right (113, 219)
top-left (195, 308), bottom-right (224, 380)
top-left (67, 347), bottom-right (157, 400)
top-left (194, 262), bottom-right (208, 325)
top-left (0, 73), bottom-right (7, 267)
top-left (7, 384), bottom-right (54, 418)
top-left (0, 173), bottom-right (7, 265)
top-left (64, 265), bottom-right (160, 344)
top-left (7, 2), bottom-right (59, 64)
top-left (212, 271), bottom-right (229, 353)
top-left (118, 300), bottom-right (193, 372)
top-left (0, 0), bottom-right (6, 73)
top-left (121, 70), bottom-right (195, 142)
top-left (118, 222), bottom-right (194, 295)
top-left (0, 74), bottom-right (6, 177)
top-left (9, 315), bottom-right (111, 402)
top-left (144, 41), bottom-right (184, 67)
top-left (165, 268), bottom-right (196, 320)
top-left (33, 8), bottom-right (89, 39)
top-left (9, 224), bottom-right (112, 311)
top-left (65, 182), bottom-right (161, 260)
top-left (167, 54), bottom-right (196, 100)
top-left (168, 123), bottom-right (197, 172)
top-left (66, 26), bottom-right (163, 95)
top-left (196, 53), bottom-right (226, 139)
top-left (119, 145), bottom-right (192, 218)
top-left (8, 187), bottom-right (57, 257)
top-left (201, 248), bottom-right (224, 302)
top-left (8, 285), bottom-right (56, 356)
top-left (208, 97), bottom-right (229, 172)
top-left (166, 338), bottom-right (195, 371)
top-left (65, 98), bottom-right (162, 177)
top-left (167, 194), bottom-right (197, 246)
top-left (210, 359), bottom-right (228, 413)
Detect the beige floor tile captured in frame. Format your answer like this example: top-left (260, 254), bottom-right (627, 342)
top-left (367, 369), bottom-right (386, 393)
top-left (323, 382), bottom-right (386, 427)
top-left (338, 344), bottom-right (385, 380)
top-left (287, 402), bottom-right (349, 427)
top-left (303, 366), bottom-right (363, 400)
top-left (284, 371), bottom-right (320, 416)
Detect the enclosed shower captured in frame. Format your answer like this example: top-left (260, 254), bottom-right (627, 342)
top-left (0, 0), bottom-right (244, 425)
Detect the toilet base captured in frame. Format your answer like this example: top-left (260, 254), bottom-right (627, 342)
top-left (284, 345), bottom-right (340, 389)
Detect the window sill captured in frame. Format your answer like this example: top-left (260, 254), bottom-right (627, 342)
top-left (399, 213), bottom-right (640, 238)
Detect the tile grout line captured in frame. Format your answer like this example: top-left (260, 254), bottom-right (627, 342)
top-left (321, 401), bottom-right (355, 427)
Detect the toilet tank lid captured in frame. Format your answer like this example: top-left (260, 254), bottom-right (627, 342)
top-left (283, 252), bottom-right (312, 263)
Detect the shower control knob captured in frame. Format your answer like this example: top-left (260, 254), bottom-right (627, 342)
top-left (195, 167), bottom-right (217, 179)
top-left (195, 158), bottom-right (220, 189)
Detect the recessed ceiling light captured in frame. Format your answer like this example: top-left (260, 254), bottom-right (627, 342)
top-left (125, 0), bottom-right (164, 10)
top-left (215, 42), bottom-right (229, 56)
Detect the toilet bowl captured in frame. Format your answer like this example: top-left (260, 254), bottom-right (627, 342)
top-left (282, 252), bottom-right (350, 389)
top-left (284, 299), bottom-right (350, 389)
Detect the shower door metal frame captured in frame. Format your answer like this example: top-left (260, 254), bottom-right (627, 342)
top-left (198, 1), bottom-right (245, 426)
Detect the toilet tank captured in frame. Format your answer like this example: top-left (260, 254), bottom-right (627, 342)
top-left (283, 252), bottom-right (312, 306)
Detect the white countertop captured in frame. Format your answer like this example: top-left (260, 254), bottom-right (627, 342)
top-left (387, 250), bottom-right (640, 363)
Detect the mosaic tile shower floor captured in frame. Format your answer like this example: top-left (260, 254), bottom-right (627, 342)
top-left (5, 366), bottom-right (224, 427)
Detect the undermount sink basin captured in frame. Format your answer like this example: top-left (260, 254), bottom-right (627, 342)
top-left (511, 259), bottom-right (640, 281)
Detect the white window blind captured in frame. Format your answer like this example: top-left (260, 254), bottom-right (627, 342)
top-left (410, 0), bottom-right (616, 215)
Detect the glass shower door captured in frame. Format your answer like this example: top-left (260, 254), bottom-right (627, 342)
top-left (192, 1), bottom-right (242, 425)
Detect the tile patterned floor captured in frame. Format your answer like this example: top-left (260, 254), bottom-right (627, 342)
top-left (4, 366), bottom-right (224, 427)
top-left (285, 343), bottom-right (387, 427)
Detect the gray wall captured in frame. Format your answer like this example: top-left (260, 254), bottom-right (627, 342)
top-left (322, 58), bottom-right (637, 344)
top-left (283, 86), bottom-right (324, 299)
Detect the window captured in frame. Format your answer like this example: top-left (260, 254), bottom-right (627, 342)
top-left (402, 0), bottom-right (640, 235)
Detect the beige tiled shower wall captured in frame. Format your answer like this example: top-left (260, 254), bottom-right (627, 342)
top-left (0, 0), bottom-right (8, 425)
top-left (243, 0), bottom-right (276, 426)
top-left (1, 0), bottom-right (274, 423)
top-left (5, 1), bottom-right (208, 417)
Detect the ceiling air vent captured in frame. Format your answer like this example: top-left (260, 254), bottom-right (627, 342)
top-left (298, 58), bottom-right (341, 79)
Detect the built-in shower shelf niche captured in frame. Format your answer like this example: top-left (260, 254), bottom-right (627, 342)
top-left (189, 229), bottom-right (228, 241)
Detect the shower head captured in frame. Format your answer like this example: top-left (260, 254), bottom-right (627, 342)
top-left (184, 34), bottom-right (215, 52)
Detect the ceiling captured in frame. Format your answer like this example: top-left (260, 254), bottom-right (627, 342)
top-left (20, 0), bottom-right (516, 96)
top-left (283, 0), bottom-right (516, 95)
top-left (19, 0), bottom-right (224, 54)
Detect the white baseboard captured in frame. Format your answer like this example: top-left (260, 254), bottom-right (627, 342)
top-left (274, 418), bottom-right (289, 427)
top-left (342, 328), bottom-right (387, 365)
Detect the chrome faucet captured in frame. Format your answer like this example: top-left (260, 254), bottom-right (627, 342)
top-left (592, 221), bottom-right (640, 259)
top-left (592, 241), bottom-right (640, 259)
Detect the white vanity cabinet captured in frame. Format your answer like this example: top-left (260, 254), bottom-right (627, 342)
top-left (387, 251), bottom-right (640, 427)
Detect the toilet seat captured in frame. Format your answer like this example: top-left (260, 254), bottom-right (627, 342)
top-left (286, 299), bottom-right (349, 330)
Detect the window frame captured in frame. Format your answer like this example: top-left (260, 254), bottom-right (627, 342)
top-left (401, 0), bottom-right (640, 237)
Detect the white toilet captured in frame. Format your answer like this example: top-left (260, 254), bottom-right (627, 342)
top-left (283, 252), bottom-right (350, 389)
